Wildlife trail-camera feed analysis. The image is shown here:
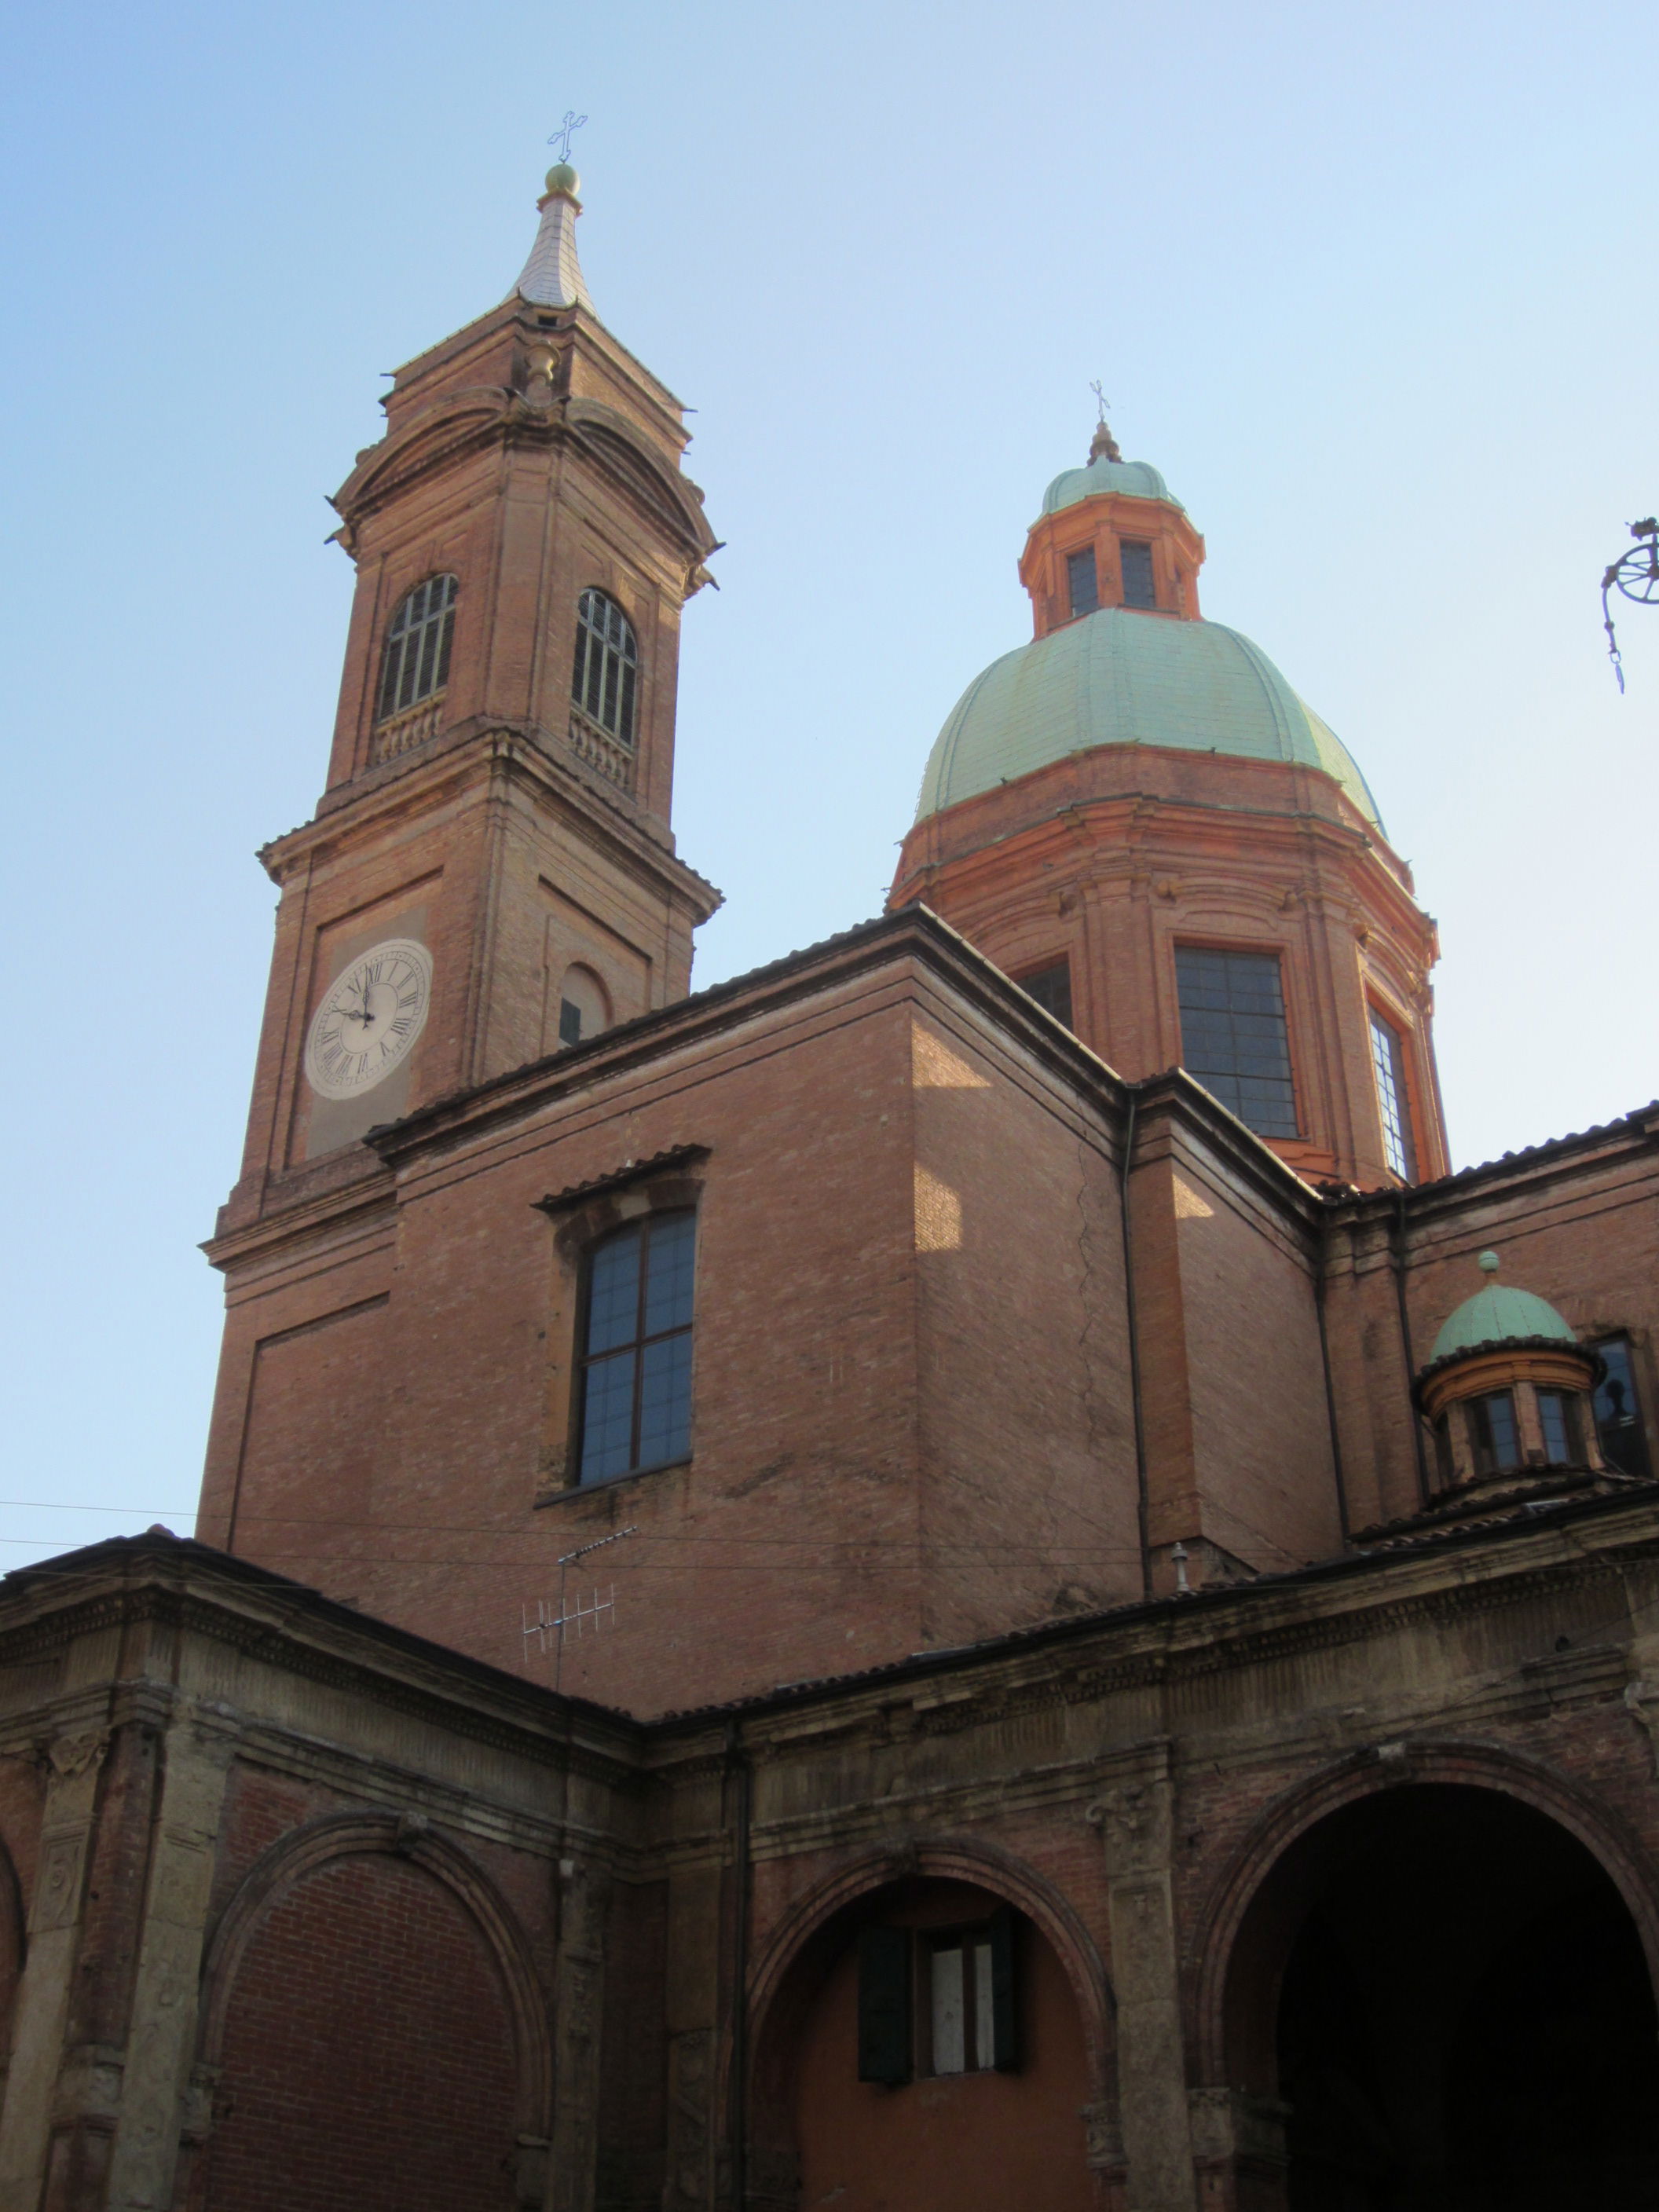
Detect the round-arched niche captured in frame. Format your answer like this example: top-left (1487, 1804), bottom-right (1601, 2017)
top-left (751, 1870), bottom-right (1099, 2212)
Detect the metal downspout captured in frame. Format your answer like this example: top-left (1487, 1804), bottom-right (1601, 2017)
top-left (1391, 1188), bottom-right (1432, 1509)
top-left (1117, 1088), bottom-right (1154, 1599)
top-left (1313, 1207), bottom-right (1353, 1546)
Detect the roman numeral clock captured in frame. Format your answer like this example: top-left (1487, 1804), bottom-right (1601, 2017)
top-left (303, 939), bottom-right (433, 1100)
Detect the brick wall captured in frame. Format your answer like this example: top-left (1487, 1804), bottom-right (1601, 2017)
top-left (200, 1849), bottom-right (519, 2212)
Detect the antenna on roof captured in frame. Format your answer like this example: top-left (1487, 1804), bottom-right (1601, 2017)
top-left (523, 1524), bottom-right (639, 1691)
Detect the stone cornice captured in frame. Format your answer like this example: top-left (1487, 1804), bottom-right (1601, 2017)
top-left (262, 723), bottom-right (719, 918)
top-left (0, 1543), bottom-right (646, 1789)
top-left (331, 383), bottom-right (713, 562)
top-left (6, 1496), bottom-right (1659, 1826)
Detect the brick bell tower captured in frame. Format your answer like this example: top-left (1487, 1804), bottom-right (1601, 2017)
top-left (892, 415), bottom-right (1449, 1190)
top-left (216, 157), bottom-right (721, 1228)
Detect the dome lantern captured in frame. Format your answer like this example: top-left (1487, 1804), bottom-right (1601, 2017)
top-left (1415, 1251), bottom-right (1605, 1489)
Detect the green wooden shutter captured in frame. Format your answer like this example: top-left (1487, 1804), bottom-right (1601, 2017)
top-left (989, 1906), bottom-right (1019, 2071)
top-left (857, 1926), bottom-right (913, 2084)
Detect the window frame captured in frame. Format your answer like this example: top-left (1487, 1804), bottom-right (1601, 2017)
top-left (570, 587), bottom-right (640, 748)
top-left (1468, 1389), bottom-right (1522, 1478)
top-left (1592, 1335), bottom-right (1652, 1478)
top-left (1119, 538), bottom-right (1157, 610)
top-left (375, 573), bottom-right (459, 724)
top-left (573, 1209), bottom-right (696, 1486)
top-left (1013, 957), bottom-right (1074, 1031)
top-left (855, 1911), bottom-right (1020, 2087)
top-left (1366, 998), bottom-right (1419, 1182)
top-left (1064, 546), bottom-right (1100, 620)
top-left (1172, 939), bottom-right (1302, 1141)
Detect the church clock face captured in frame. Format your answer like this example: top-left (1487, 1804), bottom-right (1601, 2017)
top-left (303, 939), bottom-right (433, 1100)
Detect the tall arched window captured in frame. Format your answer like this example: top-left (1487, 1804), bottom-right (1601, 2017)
top-left (377, 574), bottom-right (458, 723)
top-left (570, 589), bottom-right (638, 746)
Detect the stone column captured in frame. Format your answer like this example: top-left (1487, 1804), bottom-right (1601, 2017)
top-left (1092, 1749), bottom-right (1198, 2212)
top-left (104, 1703), bottom-right (238, 2212)
top-left (0, 1724), bottom-right (112, 2207)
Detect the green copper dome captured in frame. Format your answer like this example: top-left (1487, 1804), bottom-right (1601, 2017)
top-left (1428, 1258), bottom-right (1579, 1365)
top-left (914, 606), bottom-right (1384, 829)
top-left (1041, 458), bottom-right (1182, 515)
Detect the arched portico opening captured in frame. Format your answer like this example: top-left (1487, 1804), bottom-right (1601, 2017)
top-left (1217, 1779), bottom-right (1659, 2210)
top-left (748, 1850), bottom-right (1112, 2212)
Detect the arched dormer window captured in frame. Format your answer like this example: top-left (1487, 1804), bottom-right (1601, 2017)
top-left (377, 574), bottom-right (458, 723)
top-left (571, 589), bottom-right (638, 747)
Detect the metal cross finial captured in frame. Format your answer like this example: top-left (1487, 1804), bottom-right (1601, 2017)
top-left (1090, 379), bottom-right (1111, 425)
top-left (548, 110), bottom-right (588, 163)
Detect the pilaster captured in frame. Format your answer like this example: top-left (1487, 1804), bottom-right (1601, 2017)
top-left (1091, 1745), bottom-right (1197, 2212)
top-left (0, 1723), bottom-right (112, 2207)
top-left (103, 1703), bottom-right (239, 2212)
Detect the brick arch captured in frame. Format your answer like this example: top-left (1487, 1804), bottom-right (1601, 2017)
top-left (745, 1837), bottom-right (1115, 2210)
top-left (749, 1837), bottom-right (1114, 2082)
top-left (1188, 1738), bottom-right (1659, 2086)
top-left (196, 1811), bottom-right (550, 2208)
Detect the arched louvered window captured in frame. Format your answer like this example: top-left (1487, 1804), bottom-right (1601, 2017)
top-left (570, 589), bottom-right (639, 746)
top-left (377, 575), bottom-right (458, 723)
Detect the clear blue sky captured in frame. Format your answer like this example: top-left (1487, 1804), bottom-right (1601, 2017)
top-left (3, 0), bottom-right (1655, 1566)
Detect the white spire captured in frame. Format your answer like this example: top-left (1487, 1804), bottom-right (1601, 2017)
top-left (515, 164), bottom-right (594, 313)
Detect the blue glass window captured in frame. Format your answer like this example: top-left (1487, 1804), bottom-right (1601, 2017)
top-left (577, 1212), bottom-right (695, 1482)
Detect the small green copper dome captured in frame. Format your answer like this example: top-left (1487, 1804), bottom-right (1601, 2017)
top-left (1042, 459), bottom-right (1181, 515)
top-left (1428, 1254), bottom-right (1579, 1364)
top-left (914, 606), bottom-right (1383, 828)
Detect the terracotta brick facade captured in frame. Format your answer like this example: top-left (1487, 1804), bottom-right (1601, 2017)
top-left (3, 178), bottom-right (1658, 2212)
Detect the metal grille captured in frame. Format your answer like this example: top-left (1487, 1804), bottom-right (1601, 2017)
top-left (1368, 1009), bottom-right (1417, 1181)
top-left (570, 588), bottom-right (639, 746)
top-left (376, 574), bottom-right (458, 723)
top-left (1066, 548), bottom-right (1099, 618)
top-left (577, 1211), bottom-right (694, 1482)
top-left (1174, 947), bottom-right (1298, 1138)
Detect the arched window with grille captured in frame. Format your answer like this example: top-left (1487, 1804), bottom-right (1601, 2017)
top-left (570, 589), bottom-right (639, 747)
top-left (376, 574), bottom-right (458, 723)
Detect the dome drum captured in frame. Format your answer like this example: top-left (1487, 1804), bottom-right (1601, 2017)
top-left (889, 432), bottom-right (1447, 1191)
